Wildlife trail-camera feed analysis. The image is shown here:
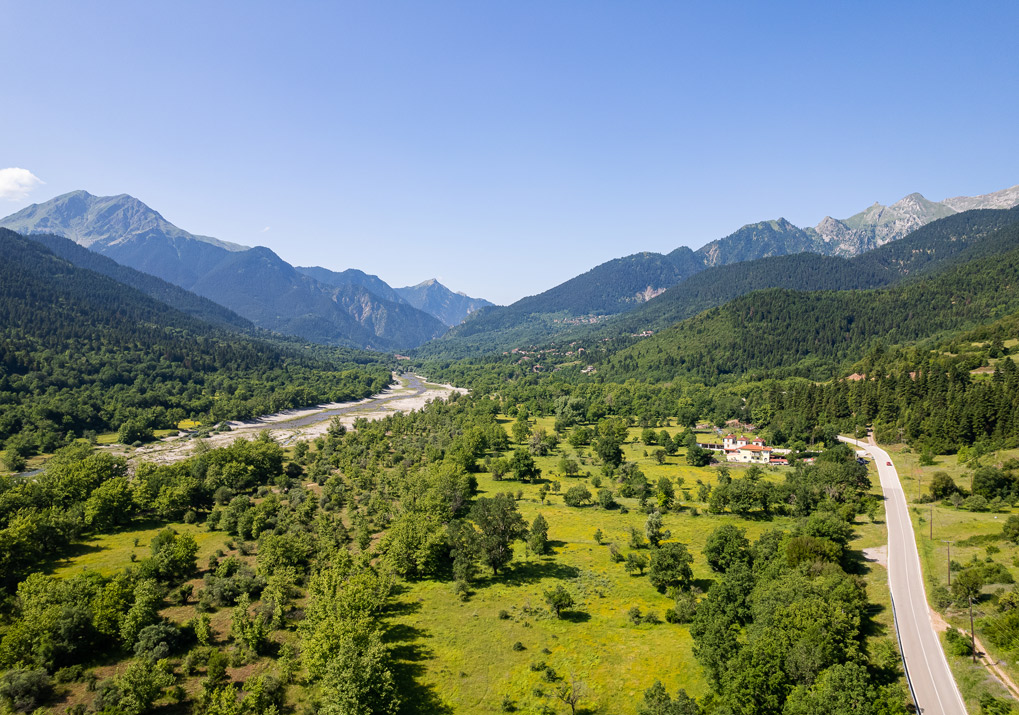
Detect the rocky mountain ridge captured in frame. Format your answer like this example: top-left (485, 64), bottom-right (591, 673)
top-left (0, 191), bottom-right (461, 350)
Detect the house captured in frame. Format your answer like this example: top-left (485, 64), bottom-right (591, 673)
top-left (727, 444), bottom-right (773, 464)
top-left (723, 435), bottom-right (781, 464)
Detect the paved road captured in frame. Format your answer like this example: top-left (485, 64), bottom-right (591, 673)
top-left (841, 436), bottom-right (967, 715)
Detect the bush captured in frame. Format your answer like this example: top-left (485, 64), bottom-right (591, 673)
top-left (563, 485), bottom-right (591, 507)
top-left (670, 591), bottom-right (698, 623)
top-left (965, 494), bottom-right (989, 512)
top-left (134, 622), bottom-right (179, 661)
top-left (944, 627), bottom-right (973, 656)
top-left (931, 585), bottom-right (953, 610)
top-left (0, 669), bottom-right (53, 713)
top-left (498, 610), bottom-right (511, 620)
top-left (512, 641), bottom-right (525, 651)
top-left (53, 665), bottom-right (84, 684)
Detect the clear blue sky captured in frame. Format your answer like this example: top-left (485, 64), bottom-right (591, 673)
top-left (2, 1), bottom-right (1017, 304)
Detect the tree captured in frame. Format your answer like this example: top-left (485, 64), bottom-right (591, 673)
top-left (553, 675), bottom-right (588, 715)
top-left (509, 448), bottom-right (540, 481)
top-left (952, 568), bottom-right (984, 662)
top-left (558, 456), bottom-right (580, 478)
top-left (1, 450), bottom-right (27, 473)
top-left (1003, 515), bottom-right (1019, 545)
top-left (625, 552), bottom-right (649, 575)
top-left (639, 680), bottom-right (701, 715)
top-left (598, 488), bottom-right (616, 509)
top-left (511, 415), bottom-right (531, 444)
top-left (594, 432), bottom-right (623, 469)
top-left (686, 444), bottom-right (712, 467)
top-left (317, 623), bottom-right (400, 715)
top-left (84, 476), bottom-right (135, 530)
top-left (645, 511), bottom-right (670, 548)
top-left (649, 542), bottom-right (694, 593)
top-left (929, 472), bottom-right (960, 500)
top-left (469, 494), bottom-right (527, 575)
top-left (94, 658), bottom-right (175, 715)
top-left (118, 418), bottom-right (154, 445)
top-left (703, 524), bottom-right (751, 573)
top-left (0, 669), bottom-right (52, 713)
top-left (564, 484), bottom-right (592, 507)
top-left (656, 477), bottom-right (676, 511)
top-left (543, 584), bottom-right (574, 618)
top-left (121, 579), bottom-right (163, 648)
top-left (528, 513), bottom-right (550, 556)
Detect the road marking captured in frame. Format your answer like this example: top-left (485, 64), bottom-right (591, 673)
top-left (842, 437), bottom-right (967, 714)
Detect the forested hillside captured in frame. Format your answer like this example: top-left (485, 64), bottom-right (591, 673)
top-left (28, 232), bottom-right (255, 332)
top-left (417, 206), bottom-right (1019, 359)
top-left (597, 206), bottom-right (1019, 338)
top-left (415, 247), bottom-right (705, 357)
top-left (0, 229), bottom-right (392, 455)
top-left (598, 221), bottom-right (1019, 383)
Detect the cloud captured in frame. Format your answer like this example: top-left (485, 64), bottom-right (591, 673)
top-left (261, 226), bottom-right (271, 232)
top-left (0, 168), bottom-right (44, 201)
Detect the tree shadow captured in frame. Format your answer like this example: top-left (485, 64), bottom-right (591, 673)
top-left (384, 622), bottom-right (453, 715)
top-left (560, 610), bottom-right (591, 623)
top-left (495, 560), bottom-right (581, 586)
top-left (691, 577), bottom-right (716, 593)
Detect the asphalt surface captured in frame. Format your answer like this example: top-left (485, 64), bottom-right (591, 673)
top-left (842, 436), bottom-right (968, 714)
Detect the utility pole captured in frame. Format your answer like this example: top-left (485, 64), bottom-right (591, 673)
top-left (969, 596), bottom-right (977, 664)
top-left (930, 504), bottom-right (934, 540)
top-left (942, 540), bottom-right (954, 587)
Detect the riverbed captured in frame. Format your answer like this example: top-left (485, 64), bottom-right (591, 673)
top-left (116, 373), bottom-right (465, 465)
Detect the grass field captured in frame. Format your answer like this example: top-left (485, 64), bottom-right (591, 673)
top-left (386, 420), bottom-right (899, 714)
top-left (45, 520), bottom-right (233, 579)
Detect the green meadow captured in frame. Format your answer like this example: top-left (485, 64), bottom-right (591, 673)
top-left (385, 420), bottom-right (896, 714)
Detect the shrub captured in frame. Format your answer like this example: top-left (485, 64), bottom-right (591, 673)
top-left (944, 627), bottom-right (973, 656)
top-left (512, 641), bottom-right (525, 651)
top-left (134, 622), bottom-right (179, 661)
top-left (0, 669), bottom-right (52, 713)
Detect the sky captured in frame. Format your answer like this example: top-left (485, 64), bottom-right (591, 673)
top-left (2, 1), bottom-right (1017, 305)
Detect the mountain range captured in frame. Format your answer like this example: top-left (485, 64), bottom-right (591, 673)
top-left (0, 191), bottom-right (491, 350)
top-left (419, 184), bottom-right (1019, 357)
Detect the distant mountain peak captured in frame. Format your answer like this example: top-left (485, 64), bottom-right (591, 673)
top-left (0, 190), bottom-right (247, 252)
top-left (396, 279), bottom-right (493, 327)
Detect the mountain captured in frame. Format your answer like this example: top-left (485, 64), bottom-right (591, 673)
top-left (0, 227), bottom-right (392, 449)
top-left (27, 232), bottom-right (254, 332)
top-left (597, 206), bottom-right (1019, 338)
top-left (695, 218), bottom-right (816, 267)
top-left (180, 245), bottom-right (446, 351)
top-left (414, 247), bottom-right (705, 357)
top-left (395, 279), bottom-right (494, 327)
top-left (0, 189), bottom-right (245, 252)
top-left (417, 184), bottom-right (1019, 357)
top-left (296, 265), bottom-right (407, 305)
top-left (0, 192), bottom-right (445, 351)
top-left (808, 184), bottom-right (1019, 256)
top-left (598, 218), bottom-right (1019, 384)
